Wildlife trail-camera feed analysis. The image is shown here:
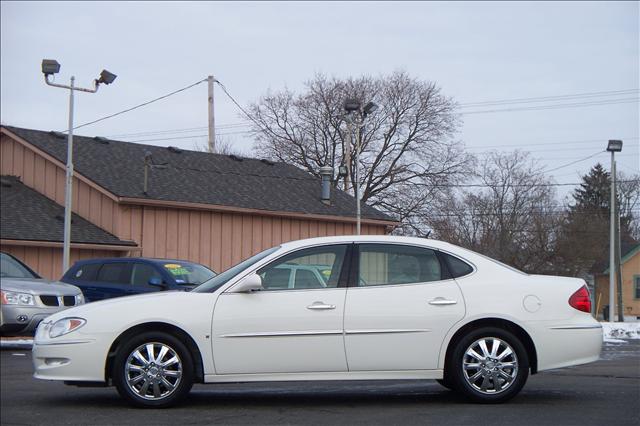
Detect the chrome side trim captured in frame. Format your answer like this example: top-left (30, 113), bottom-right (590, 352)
top-left (549, 325), bottom-right (603, 330)
top-left (219, 330), bottom-right (343, 338)
top-left (345, 329), bottom-right (431, 335)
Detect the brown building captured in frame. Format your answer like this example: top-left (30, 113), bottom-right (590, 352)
top-left (0, 126), bottom-right (397, 280)
top-left (593, 243), bottom-right (640, 320)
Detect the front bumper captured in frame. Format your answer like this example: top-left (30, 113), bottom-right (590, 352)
top-left (1, 305), bottom-right (70, 336)
top-left (32, 331), bottom-right (112, 382)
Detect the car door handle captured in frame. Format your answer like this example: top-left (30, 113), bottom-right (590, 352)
top-left (307, 302), bottom-right (336, 310)
top-left (429, 298), bottom-right (457, 306)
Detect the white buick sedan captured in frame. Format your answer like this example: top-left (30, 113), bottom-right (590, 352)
top-left (33, 236), bottom-right (602, 407)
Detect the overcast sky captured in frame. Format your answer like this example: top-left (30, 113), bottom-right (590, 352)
top-left (1, 1), bottom-right (638, 197)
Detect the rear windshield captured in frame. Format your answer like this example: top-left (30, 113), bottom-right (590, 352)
top-left (161, 262), bottom-right (216, 285)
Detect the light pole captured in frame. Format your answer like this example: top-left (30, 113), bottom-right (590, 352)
top-left (606, 139), bottom-right (622, 322)
top-left (41, 59), bottom-right (117, 273)
top-left (343, 99), bottom-right (378, 235)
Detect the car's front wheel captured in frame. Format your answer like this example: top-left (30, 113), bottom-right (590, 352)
top-left (449, 327), bottom-right (529, 403)
top-left (113, 331), bottom-right (194, 408)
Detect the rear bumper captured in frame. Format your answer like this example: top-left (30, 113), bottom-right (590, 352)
top-left (530, 323), bottom-right (602, 372)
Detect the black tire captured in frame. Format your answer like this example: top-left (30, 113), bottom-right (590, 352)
top-left (449, 327), bottom-right (529, 403)
top-left (112, 331), bottom-right (194, 408)
top-left (436, 378), bottom-right (455, 390)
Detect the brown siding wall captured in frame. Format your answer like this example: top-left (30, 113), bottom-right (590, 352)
top-left (120, 206), bottom-right (386, 272)
top-left (0, 134), bottom-right (121, 236)
top-left (1, 244), bottom-right (124, 281)
top-left (1, 132), bottom-right (390, 277)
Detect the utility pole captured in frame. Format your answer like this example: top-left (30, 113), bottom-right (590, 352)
top-left (606, 139), bottom-right (623, 322)
top-left (208, 75), bottom-right (215, 153)
top-left (615, 175), bottom-right (624, 322)
top-left (344, 118), bottom-right (352, 192)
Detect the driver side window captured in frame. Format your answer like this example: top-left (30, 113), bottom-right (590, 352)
top-left (258, 245), bottom-right (347, 291)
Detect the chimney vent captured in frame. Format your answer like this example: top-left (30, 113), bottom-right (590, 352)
top-left (319, 166), bottom-right (333, 205)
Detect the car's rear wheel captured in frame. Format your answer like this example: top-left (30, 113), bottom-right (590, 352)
top-left (113, 331), bottom-right (194, 408)
top-left (449, 327), bottom-right (529, 403)
top-left (436, 378), bottom-right (454, 390)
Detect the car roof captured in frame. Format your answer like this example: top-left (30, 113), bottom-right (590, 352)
top-left (72, 257), bottom-right (201, 265)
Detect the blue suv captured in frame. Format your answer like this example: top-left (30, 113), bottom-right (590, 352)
top-left (61, 258), bottom-right (216, 302)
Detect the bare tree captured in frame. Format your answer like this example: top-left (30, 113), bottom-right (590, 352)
top-left (192, 135), bottom-right (245, 156)
top-left (430, 151), bottom-right (563, 273)
top-left (248, 71), bottom-right (473, 227)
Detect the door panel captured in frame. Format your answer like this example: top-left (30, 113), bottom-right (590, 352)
top-left (344, 244), bottom-right (465, 371)
top-left (211, 243), bottom-right (351, 375)
top-left (344, 282), bottom-right (464, 370)
top-left (212, 289), bottom-right (347, 374)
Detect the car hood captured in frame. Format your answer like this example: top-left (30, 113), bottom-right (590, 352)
top-left (42, 290), bottom-right (190, 323)
top-left (0, 277), bottom-right (82, 295)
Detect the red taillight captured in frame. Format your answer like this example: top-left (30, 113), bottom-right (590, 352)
top-left (568, 285), bottom-right (592, 313)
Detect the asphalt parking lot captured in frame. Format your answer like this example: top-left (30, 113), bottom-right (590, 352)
top-left (1, 340), bottom-right (638, 426)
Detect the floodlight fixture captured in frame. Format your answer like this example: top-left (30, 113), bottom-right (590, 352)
top-left (606, 140), bottom-right (623, 152)
top-left (41, 59), bottom-right (61, 76)
top-left (344, 99), bottom-right (361, 112)
top-left (363, 101), bottom-right (378, 116)
top-left (98, 69), bottom-right (117, 85)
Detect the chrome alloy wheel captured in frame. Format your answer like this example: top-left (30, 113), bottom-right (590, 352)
top-left (462, 337), bottom-right (518, 395)
top-left (124, 342), bottom-right (183, 400)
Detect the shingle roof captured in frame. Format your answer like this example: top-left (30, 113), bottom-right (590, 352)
top-left (0, 175), bottom-right (137, 246)
top-left (3, 126), bottom-right (394, 222)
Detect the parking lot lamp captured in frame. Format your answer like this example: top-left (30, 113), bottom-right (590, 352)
top-left (343, 99), bottom-right (378, 235)
top-left (41, 59), bottom-right (117, 273)
top-left (606, 139), bottom-right (622, 322)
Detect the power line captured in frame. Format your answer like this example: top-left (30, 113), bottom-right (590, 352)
top-left (108, 122), bottom-right (251, 139)
top-left (428, 179), bottom-right (639, 189)
top-left (465, 136), bottom-right (639, 150)
top-left (68, 79), bottom-right (208, 132)
top-left (460, 97), bottom-right (639, 116)
top-left (458, 89), bottom-right (639, 108)
top-left (214, 79), bottom-right (273, 135)
top-left (543, 150), bottom-right (607, 173)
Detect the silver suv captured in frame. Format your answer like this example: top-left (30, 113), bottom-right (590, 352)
top-left (0, 252), bottom-right (84, 336)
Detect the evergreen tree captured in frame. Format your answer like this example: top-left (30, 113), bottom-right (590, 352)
top-left (555, 163), bottom-right (637, 277)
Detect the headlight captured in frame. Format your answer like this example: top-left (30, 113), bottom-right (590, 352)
top-left (1, 290), bottom-right (35, 306)
top-left (49, 317), bottom-right (86, 338)
top-left (75, 293), bottom-right (85, 305)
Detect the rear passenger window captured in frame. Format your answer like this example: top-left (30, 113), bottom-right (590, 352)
top-left (73, 263), bottom-right (100, 281)
top-left (442, 253), bottom-right (474, 278)
top-left (97, 263), bottom-right (131, 284)
top-left (359, 244), bottom-right (442, 286)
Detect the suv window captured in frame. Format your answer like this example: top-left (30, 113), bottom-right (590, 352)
top-left (131, 263), bottom-right (162, 287)
top-left (96, 263), bottom-right (131, 284)
top-left (72, 263), bottom-right (101, 281)
top-left (359, 244), bottom-right (442, 286)
top-left (0, 253), bottom-right (38, 279)
top-left (259, 245), bottom-right (347, 290)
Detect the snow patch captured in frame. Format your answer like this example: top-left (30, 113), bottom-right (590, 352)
top-left (601, 322), bottom-right (640, 340)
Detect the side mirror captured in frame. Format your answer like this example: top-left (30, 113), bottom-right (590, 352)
top-left (230, 273), bottom-right (263, 293)
top-left (148, 277), bottom-right (166, 289)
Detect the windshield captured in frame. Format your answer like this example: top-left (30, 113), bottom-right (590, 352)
top-left (161, 262), bottom-right (216, 285)
top-left (0, 253), bottom-right (39, 279)
top-left (192, 246), bottom-right (280, 293)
